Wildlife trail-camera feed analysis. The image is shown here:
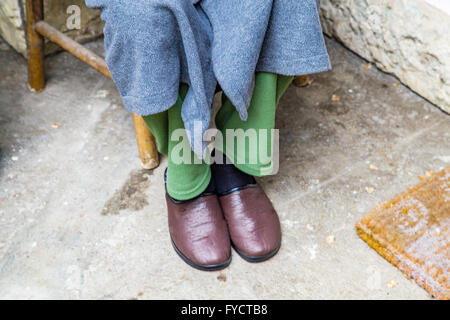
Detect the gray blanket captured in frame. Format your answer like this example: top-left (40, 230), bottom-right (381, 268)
top-left (86, 0), bottom-right (330, 155)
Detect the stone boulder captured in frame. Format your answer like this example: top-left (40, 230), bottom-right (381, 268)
top-left (0, 0), bottom-right (103, 56)
top-left (320, 0), bottom-right (450, 113)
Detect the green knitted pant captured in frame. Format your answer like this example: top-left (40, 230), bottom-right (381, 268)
top-left (143, 72), bottom-right (293, 200)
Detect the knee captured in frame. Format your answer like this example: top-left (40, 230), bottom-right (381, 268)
top-left (102, 1), bottom-right (178, 48)
top-left (99, 0), bottom-right (172, 23)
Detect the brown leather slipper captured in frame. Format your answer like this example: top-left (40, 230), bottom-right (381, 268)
top-left (218, 184), bottom-right (282, 263)
top-left (165, 169), bottom-right (232, 271)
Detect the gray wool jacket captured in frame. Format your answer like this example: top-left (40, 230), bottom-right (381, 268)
top-left (86, 0), bottom-right (330, 155)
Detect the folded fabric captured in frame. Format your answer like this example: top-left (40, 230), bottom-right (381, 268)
top-left (85, 0), bottom-right (331, 155)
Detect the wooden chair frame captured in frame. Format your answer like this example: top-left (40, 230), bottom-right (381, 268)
top-left (25, 0), bottom-right (159, 169)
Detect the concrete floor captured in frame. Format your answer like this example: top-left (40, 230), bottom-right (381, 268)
top-left (0, 36), bottom-right (449, 300)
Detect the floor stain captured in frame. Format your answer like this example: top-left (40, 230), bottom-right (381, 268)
top-left (217, 274), bottom-right (227, 282)
top-left (101, 169), bottom-right (153, 215)
top-left (318, 101), bottom-right (350, 116)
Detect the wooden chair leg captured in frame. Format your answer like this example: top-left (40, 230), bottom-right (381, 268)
top-left (294, 75), bottom-right (312, 87)
top-left (132, 114), bottom-right (159, 169)
top-left (26, 0), bottom-right (45, 92)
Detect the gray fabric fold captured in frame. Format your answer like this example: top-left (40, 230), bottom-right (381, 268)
top-left (85, 0), bottom-right (331, 155)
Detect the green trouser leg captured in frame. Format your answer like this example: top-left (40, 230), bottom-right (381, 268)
top-left (142, 73), bottom-right (293, 198)
top-left (215, 72), bottom-right (294, 177)
top-left (143, 84), bottom-right (211, 201)
top-left (143, 109), bottom-right (169, 156)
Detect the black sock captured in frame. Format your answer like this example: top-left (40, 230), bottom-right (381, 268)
top-left (212, 151), bottom-right (256, 195)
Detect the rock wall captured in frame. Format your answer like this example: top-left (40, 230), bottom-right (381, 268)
top-left (319, 0), bottom-right (450, 113)
top-left (0, 0), bottom-right (103, 56)
top-left (0, 0), bottom-right (26, 55)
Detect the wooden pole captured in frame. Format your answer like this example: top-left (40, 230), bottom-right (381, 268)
top-left (133, 114), bottom-right (159, 169)
top-left (293, 75), bottom-right (312, 87)
top-left (26, 0), bottom-right (45, 92)
top-left (35, 21), bottom-right (111, 78)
